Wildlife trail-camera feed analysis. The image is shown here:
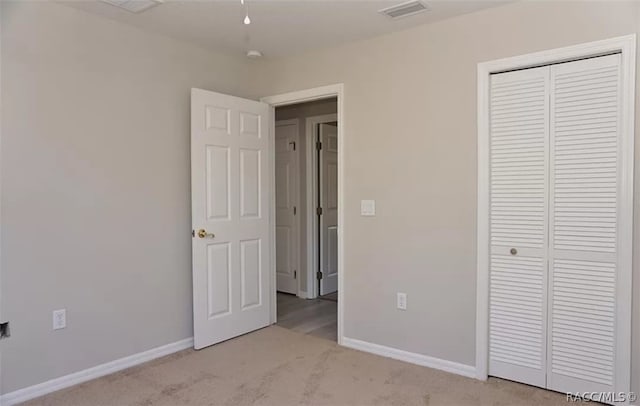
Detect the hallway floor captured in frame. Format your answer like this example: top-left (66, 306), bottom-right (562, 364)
top-left (276, 292), bottom-right (337, 341)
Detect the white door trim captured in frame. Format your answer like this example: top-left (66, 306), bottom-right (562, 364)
top-left (261, 84), bottom-right (345, 345)
top-left (476, 34), bottom-right (636, 395)
top-left (305, 114), bottom-right (338, 299)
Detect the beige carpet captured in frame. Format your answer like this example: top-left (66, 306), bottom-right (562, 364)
top-left (24, 326), bottom-right (566, 406)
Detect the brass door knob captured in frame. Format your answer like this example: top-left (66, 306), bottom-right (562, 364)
top-left (197, 229), bottom-right (215, 239)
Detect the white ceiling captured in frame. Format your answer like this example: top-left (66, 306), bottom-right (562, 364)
top-left (62, 0), bottom-right (511, 59)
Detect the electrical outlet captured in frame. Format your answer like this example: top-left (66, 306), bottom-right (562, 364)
top-left (360, 200), bottom-right (376, 216)
top-left (53, 309), bottom-right (66, 330)
top-left (397, 293), bottom-right (407, 310)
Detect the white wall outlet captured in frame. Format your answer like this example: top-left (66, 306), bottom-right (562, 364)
top-left (361, 199), bottom-right (376, 216)
top-left (397, 293), bottom-right (407, 310)
top-left (53, 309), bottom-right (66, 330)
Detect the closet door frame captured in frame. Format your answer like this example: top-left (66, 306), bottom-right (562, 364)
top-left (476, 35), bottom-right (636, 396)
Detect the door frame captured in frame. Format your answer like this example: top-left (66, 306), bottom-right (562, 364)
top-left (305, 114), bottom-right (338, 299)
top-left (275, 118), bottom-right (302, 296)
top-left (261, 84), bottom-right (345, 345)
top-left (475, 34), bottom-right (636, 394)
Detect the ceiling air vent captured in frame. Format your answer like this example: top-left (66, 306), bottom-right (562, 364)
top-left (379, 1), bottom-right (429, 19)
top-left (100, 0), bottom-right (162, 13)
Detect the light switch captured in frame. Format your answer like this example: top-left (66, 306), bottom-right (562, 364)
top-left (361, 200), bottom-right (375, 216)
top-left (53, 309), bottom-right (66, 330)
top-left (397, 293), bottom-right (407, 310)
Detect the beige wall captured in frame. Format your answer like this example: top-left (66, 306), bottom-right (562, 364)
top-left (275, 99), bottom-right (337, 295)
top-left (0, 1), bottom-right (251, 394)
top-left (251, 0), bottom-right (640, 395)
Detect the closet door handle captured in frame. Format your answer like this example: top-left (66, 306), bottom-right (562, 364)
top-left (510, 248), bottom-right (518, 255)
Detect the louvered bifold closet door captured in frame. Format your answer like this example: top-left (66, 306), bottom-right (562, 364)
top-left (547, 53), bottom-right (622, 394)
top-left (488, 66), bottom-right (549, 388)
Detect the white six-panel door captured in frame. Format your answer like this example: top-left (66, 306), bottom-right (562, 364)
top-left (488, 54), bottom-right (627, 395)
top-left (319, 123), bottom-right (338, 296)
top-left (275, 120), bottom-right (299, 295)
top-left (191, 88), bottom-right (270, 349)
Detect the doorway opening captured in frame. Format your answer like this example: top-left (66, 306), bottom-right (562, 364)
top-left (273, 97), bottom-right (339, 341)
top-left (190, 84), bottom-right (343, 350)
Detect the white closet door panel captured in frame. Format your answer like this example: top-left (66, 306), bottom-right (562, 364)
top-left (551, 55), bottom-right (620, 254)
top-left (490, 70), bottom-right (548, 250)
top-left (488, 66), bottom-right (549, 387)
top-left (489, 249), bottom-right (547, 386)
top-left (548, 54), bottom-right (621, 394)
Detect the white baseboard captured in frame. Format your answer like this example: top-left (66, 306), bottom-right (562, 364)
top-left (342, 337), bottom-right (476, 379)
top-left (0, 337), bottom-right (194, 406)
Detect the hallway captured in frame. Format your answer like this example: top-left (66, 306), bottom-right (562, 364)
top-left (276, 293), bottom-right (337, 341)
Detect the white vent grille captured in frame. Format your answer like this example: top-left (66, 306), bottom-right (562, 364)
top-left (379, 1), bottom-right (429, 19)
top-left (100, 0), bottom-right (162, 13)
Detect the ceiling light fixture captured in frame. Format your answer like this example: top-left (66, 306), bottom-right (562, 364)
top-left (242, 0), bottom-right (251, 25)
top-left (247, 50), bottom-right (262, 59)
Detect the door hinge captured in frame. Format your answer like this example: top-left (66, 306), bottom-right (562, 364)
top-left (289, 141), bottom-right (296, 151)
top-left (316, 141), bottom-right (322, 150)
top-left (317, 207), bottom-right (323, 216)
top-left (317, 271), bottom-right (323, 280)
top-left (293, 206), bottom-right (297, 215)
top-left (294, 270), bottom-right (297, 279)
